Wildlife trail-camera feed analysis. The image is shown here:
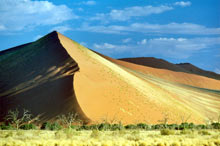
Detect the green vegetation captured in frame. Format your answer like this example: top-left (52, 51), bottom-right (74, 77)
top-left (0, 109), bottom-right (220, 145)
top-left (1, 120), bottom-right (220, 131)
top-left (1, 109), bottom-right (220, 131)
top-left (4, 109), bottom-right (32, 129)
top-left (160, 129), bottom-right (175, 135)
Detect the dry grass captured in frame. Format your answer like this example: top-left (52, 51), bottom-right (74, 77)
top-left (0, 129), bottom-right (219, 146)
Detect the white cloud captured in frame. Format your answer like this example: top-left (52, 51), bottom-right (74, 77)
top-left (174, 1), bottom-right (191, 7)
top-left (137, 39), bottom-right (147, 45)
top-left (33, 35), bottom-right (43, 41)
top-left (214, 68), bottom-right (220, 74)
top-left (90, 5), bottom-right (173, 22)
top-left (93, 37), bottom-right (220, 59)
top-left (122, 38), bottom-right (132, 43)
top-left (0, 0), bottom-right (77, 32)
top-left (78, 23), bottom-right (220, 35)
top-left (81, 1), bottom-right (96, 5)
top-left (80, 42), bottom-right (88, 47)
top-left (50, 26), bottom-right (73, 33)
top-left (94, 43), bottom-right (117, 49)
top-left (0, 25), bottom-right (6, 31)
top-left (93, 43), bottom-right (128, 55)
top-left (78, 23), bottom-right (125, 34)
top-left (77, 8), bottom-right (84, 11)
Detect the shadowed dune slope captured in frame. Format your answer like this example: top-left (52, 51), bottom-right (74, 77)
top-left (58, 32), bottom-right (220, 124)
top-left (0, 31), bottom-right (89, 122)
top-left (120, 57), bottom-right (220, 80)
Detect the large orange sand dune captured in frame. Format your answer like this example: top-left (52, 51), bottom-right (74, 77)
top-left (0, 31), bottom-right (219, 124)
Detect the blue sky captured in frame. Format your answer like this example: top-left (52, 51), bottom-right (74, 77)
top-left (0, 0), bottom-right (219, 73)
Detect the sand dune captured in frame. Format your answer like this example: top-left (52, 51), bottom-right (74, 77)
top-left (0, 31), bottom-right (219, 124)
top-left (105, 56), bottom-right (220, 90)
top-left (120, 57), bottom-right (220, 80)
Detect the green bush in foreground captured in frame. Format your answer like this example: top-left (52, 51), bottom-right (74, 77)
top-left (211, 122), bottom-right (220, 129)
top-left (160, 129), bottom-right (175, 135)
top-left (41, 122), bottom-right (62, 130)
top-left (20, 124), bottom-right (37, 130)
top-left (0, 123), bottom-right (14, 130)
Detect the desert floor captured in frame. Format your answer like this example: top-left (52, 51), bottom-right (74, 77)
top-left (0, 129), bottom-right (219, 146)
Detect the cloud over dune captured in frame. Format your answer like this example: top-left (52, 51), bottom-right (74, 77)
top-left (0, 0), bottom-right (77, 32)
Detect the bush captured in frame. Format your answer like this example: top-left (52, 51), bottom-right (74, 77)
top-left (0, 123), bottom-right (14, 130)
top-left (125, 124), bottom-right (137, 129)
top-left (167, 124), bottom-right (179, 130)
top-left (79, 125), bottom-right (90, 130)
top-left (196, 124), bottom-right (207, 129)
top-left (180, 129), bottom-right (193, 135)
top-left (152, 124), bottom-right (166, 130)
top-left (70, 125), bottom-right (80, 130)
top-left (41, 122), bottom-right (62, 130)
top-left (41, 122), bottom-right (51, 130)
top-left (137, 123), bottom-right (149, 130)
top-left (111, 123), bottom-right (124, 130)
top-left (198, 130), bottom-right (211, 135)
top-left (57, 112), bottom-right (81, 129)
top-left (52, 122), bottom-right (62, 130)
top-left (211, 122), bottom-right (220, 129)
top-left (5, 109), bottom-right (32, 129)
top-left (90, 130), bottom-right (101, 138)
top-left (160, 129), bottom-right (175, 135)
top-left (98, 123), bottom-right (111, 131)
top-left (20, 124), bottom-right (37, 130)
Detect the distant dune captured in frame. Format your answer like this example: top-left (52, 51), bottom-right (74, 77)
top-left (0, 31), bottom-right (220, 124)
top-left (119, 57), bottom-right (220, 80)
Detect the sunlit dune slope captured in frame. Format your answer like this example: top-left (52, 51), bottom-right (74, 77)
top-left (0, 31), bottom-right (89, 122)
top-left (58, 32), bottom-right (220, 124)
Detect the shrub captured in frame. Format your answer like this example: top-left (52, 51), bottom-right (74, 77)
top-left (50, 122), bottom-right (62, 130)
top-left (98, 123), bottom-right (111, 131)
top-left (167, 124), bottom-right (179, 130)
top-left (90, 130), bottom-right (101, 138)
top-left (41, 122), bottom-right (52, 130)
top-left (137, 123), bottom-right (149, 130)
top-left (198, 130), bottom-right (211, 135)
top-left (79, 125), bottom-right (90, 130)
top-left (160, 129), bottom-right (175, 135)
top-left (179, 123), bottom-right (189, 130)
top-left (57, 112), bottom-right (80, 129)
top-left (211, 122), bottom-right (220, 129)
top-left (20, 124), bottom-right (37, 130)
top-left (0, 123), bottom-right (14, 130)
top-left (125, 124), bottom-right (137, 129)
top-left (196, 124), bottom-right (207, 129)
top-left (152, 124), bottom-right (166, 130)
top-left (41, 122), bottom-right (61, 130)
top-left (180, 129), bottom-right (193, 135)
top-left (111, 123), bottom-right (124, 130)
top-left (70, 125), bottom-right (80, 130)
top-left (5, 109), bottom-right (31, 129)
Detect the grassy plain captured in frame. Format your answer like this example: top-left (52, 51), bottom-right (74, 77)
top-left (0, 129), bottom-right (220, 146)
